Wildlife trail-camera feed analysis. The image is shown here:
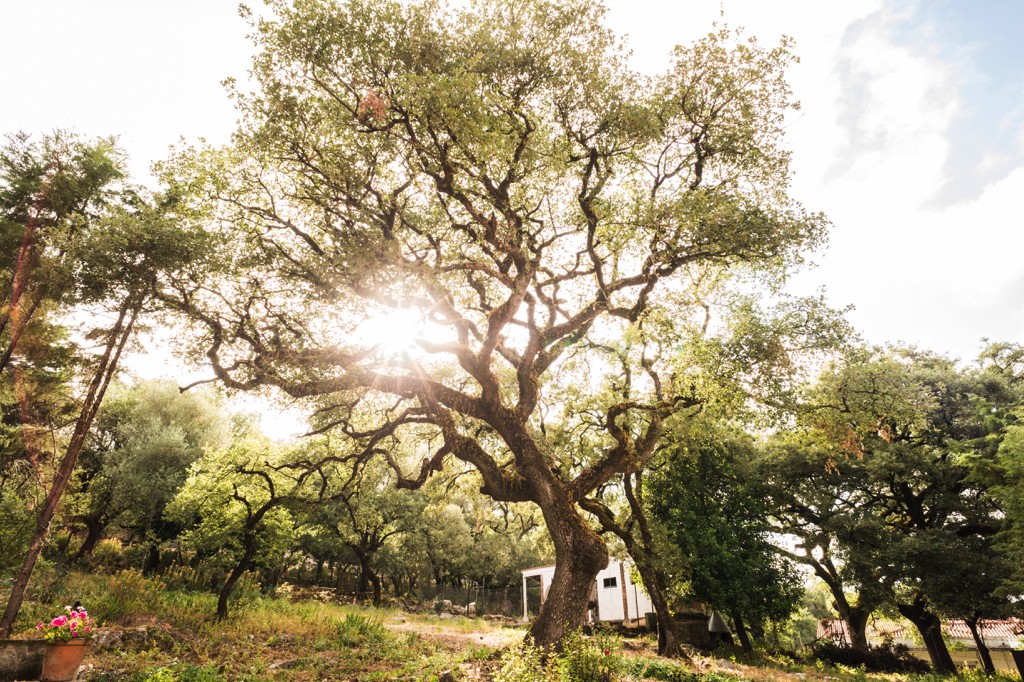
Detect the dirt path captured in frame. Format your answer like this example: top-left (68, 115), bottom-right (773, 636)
top-left (386, 616), bottom-right (523, 650)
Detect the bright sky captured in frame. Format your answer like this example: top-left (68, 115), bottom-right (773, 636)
top-left (2, 0), bottom-right (1022, 376)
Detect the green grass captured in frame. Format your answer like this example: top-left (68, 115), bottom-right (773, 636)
top-left (8, 571), bottom-right (1020, 681)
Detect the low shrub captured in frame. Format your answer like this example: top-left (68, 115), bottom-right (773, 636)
top-left (557, 629), bottom-right (622, 682)
top-left (812, 640), bottom-right (930, 673)
top-left (493, 639), bottom-right (561, 682)
top-left (71, 569), bottom-right (166, 624)
top-left (333, 612), bottom-right (391, 648)
top-left (621, 658), bottom-right (746, 682)
top-left (90, 539), bottom-right (128, 571)
top-left (493, 631), bottom-right (622, 682)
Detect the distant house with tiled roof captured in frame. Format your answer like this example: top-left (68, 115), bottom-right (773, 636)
top-left (817, 617), bottom-right (1024, 673)
top-left (817, 617), bottom-right (1024, 649)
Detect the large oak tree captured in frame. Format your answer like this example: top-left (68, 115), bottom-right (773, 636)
top-left (161, 0), bottom-right (825, 647)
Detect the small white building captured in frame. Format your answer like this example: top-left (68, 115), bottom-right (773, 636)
top-left (520, 559), bottom-right (654, 623)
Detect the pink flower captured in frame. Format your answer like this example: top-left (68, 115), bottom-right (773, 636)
top-left (36, 623), bottom-right (43, 630)
top-left (51, 616), bottom-right (67, 627)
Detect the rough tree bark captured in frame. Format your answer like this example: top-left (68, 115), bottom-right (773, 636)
top-left (897, 595), bottom-right (956, 674)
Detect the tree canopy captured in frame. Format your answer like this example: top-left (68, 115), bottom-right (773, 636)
top-left (159, 0), bottom-right (827, 647)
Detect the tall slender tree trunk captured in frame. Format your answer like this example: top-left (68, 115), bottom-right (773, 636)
top-left (217, 497), bottom-right (282, 619)
top-left (357, 568), bottom-right (369, 598)
top-left (0, 211), bottom-right (42, 375)
top-left (635, 561), bottom-right (682, 658)
top-left (580, 475), bottom-right (685, 659)
top-left (0, 301), bottom-right (138, 637)
top-left (965, 616), bottom-right (995, 675)
top-left (623, 474), bottom-right (684, 659)
top-left (218, 537), bottom-right (256, 620)
top-left (898, 597), bottom-right (956, 674)
top-left (351, 546), bottom-right (382, 606)
top-left (369, 571), bottom-right (382, 606)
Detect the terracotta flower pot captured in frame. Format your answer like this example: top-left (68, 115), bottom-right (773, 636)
top-left (41, 639), bottom-right (91, 682)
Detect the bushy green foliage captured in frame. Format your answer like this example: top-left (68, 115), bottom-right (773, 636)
top-left (71, 380), bottom-right (230, 567)
top-left (812, 640), bottom-right (930, 674)
top-left (333, 612), bottom-right (390, 648)
top-left (0, 487), bottom-right (34, 570)
top-left (79, 569), bottom-right (167, 623)
top-left (649, 420), bottom-right (803, 638)
top-left (557, 629), bottom-right (623, 682)
top-left (493, 639), bottom-right (562, 682)
top-left (493, 631), bottom-right (622, 682)
top-left (89, 538), bottom-right (128, 570)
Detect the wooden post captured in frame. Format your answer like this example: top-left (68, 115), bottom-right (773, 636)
top-left (619, 562), bottom-right (630, 622)
top-left (521, 573), bottom-right (528, 622)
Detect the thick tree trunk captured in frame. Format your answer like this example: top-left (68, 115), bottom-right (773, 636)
top-left (840, 604), bottom-right (871, 652)
top-left (527, 499), bottom-right (608, 650)
top-left (732, 612), bottom-right (753, 652)
top-left (369, 572), bottom-right (382, 605)
top-left (73, 516), bottom-right (106, 561)
top-left (898, 598), bottom-right (955, 674)
top-left (965, 616), bottom-right (995, 675)
top-left (352, 548), bottom-right (382, 606)
top-left (142, 542), bottom-right (161, 575)
top-left (795, 552), bottom-right (877, 653)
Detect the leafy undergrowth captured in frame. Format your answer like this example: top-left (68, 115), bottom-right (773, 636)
top-left (6, 571), bottom-right (1019, 681)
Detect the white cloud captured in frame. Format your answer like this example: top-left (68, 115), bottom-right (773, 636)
top-left (3, 0), bottom-right (1020, 365)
